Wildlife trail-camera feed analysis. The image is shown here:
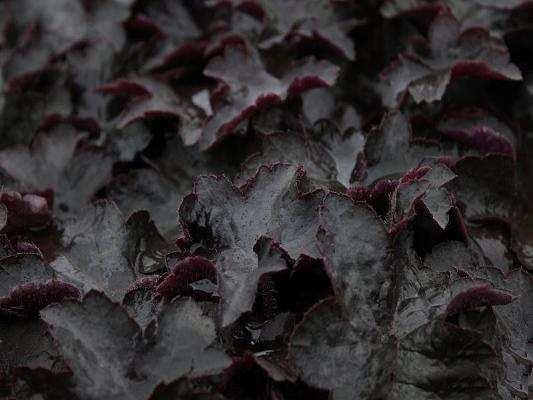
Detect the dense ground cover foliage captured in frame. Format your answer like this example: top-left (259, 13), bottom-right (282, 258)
top-left (1, 0), bottom-right (533, 399)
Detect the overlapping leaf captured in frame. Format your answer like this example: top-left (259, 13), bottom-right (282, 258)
top-left (180, 164), bottom-right (324, 326)
top-left (97, 78), bottom-right (205, 146)
top-left (289, 193), bottom-right (394, 400)
top-left (362, 111), bottom-right (441, 184)
top-left (0, 123), bottom-right (113, 214)
top-left (200, 44), bottom-right (339, 149)
top-left (380, 13), bottom-right (522, 106)
top-left (50, 201), bottom-right (168, 300)
top-left (257, 0), bottom-right (358, 60)
top-left (238, 121), bottom-right (365, 187)
top-left (40, 292), bottom-right (230, 400)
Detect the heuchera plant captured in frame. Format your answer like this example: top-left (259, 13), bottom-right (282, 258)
top-left (1, 0), bottom-right (533, 399)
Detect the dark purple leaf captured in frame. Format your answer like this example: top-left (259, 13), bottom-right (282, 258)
top-left (107, 168), bottom-right (185, 240)
top-left (301, 88), bottom-right (361, 130)
top-left (362, 111), bottom-right (441, 184)
top-left (289, 298), bottom-right (393, 400)
top-left (0, 319), bottom-right (65, 397)
top-left (0, 123), bottom-right (113, 214)
top-left (388, 163), bottom-right (457, 233)
top-left (200, 45), bottom-right (339, 149)
top-left (0, 69), bottom-right (72, 149)
top-left (0, 190), bottom-right (52, 234)
top-left (380, 13), bottom-right (522, 106)
top-left (461, 268), bottom-right (533, 397)
top-left (238, 122), bottom-right (365, 188)
top-left (449, 155), bottom-right (533, 269)
top-left (0, 280), bottom-right (80, 315)
top-left (445, 283), bottom-right (515, 316)
top-left (424, 241), bottom-right (482, 273)
top-left (180, 164), bottom-right (324, 326)
top-left (258, 0), bottom-right (358, 60)
top-left (122, 285), bottom-right (159, 331)
top-left (180, 164), bottom-right (324, 261)
top-left (389, 317), bottom-right (504, 399)
top-left (469, 269), bottom-right (533, 357)
top-left (437, 110), bottom-right (517, 159)
top-left (107, 135), bottom-right (236, 240)
top-left (40, 291), bottom-right (231, 400)
top-left (0, 254), bottom-right (54, 299)
top-left (2, 0), bottom-right (131, 85)
top-left (97, 78), bottom-right (205, 146)
top-left (468, 223), bottom-right (518, 273)
top-left (126, 275), bottom-right (160, 293)
top-left (136, 0), bottom-right (201, 41)
top-left (289, 193), bottom-right (394, 399)
top-left (49, 202), bottom-right (168, 300)
top-left (100, 123), bottom-right (153, 163)
top-left (317, 193), bottom-right (393, 316)
top-left (450, 154), bottom-right (516, 221)
top-left (156, 256), bottom-right (217, 301)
